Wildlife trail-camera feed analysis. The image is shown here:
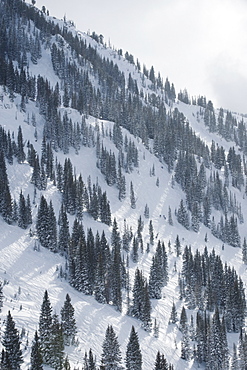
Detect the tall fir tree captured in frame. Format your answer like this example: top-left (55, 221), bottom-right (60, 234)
top-left (2, 311), bottom-right (23, 370)
top-left (39, 290), bottom-right (53, 365)
top-left (60, 293), bottom-right (77, 345)
top-left (130, 181), bottom-right (136, 209)
top-left (17, 125), bottom-right (25, 163)
top-left (50, 313), bottom-right (65, 369)
top-left (125, 326), bottom-right (142, 370)
top-left (101, 325), bottom-right (122, 370)
top-left (30, 331), bottom-right (43, 370)
top-left (0, 151), bottom-right (13, 224)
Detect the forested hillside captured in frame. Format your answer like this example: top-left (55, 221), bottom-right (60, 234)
top-left (1, 0), bottom-right (247, 369)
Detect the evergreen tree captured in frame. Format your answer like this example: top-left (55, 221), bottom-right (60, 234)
top-left (94, 251), bottom-right (107, 304)
top-left (144, 204), bottom-right (149, 219)
top-left (101, 325), bottom-right (123, 370)
top-left (111, 218), bottom-right (121, 249)
top-left (50, 314), bottom-right (65, 369)
top-left (30, 331), bottom-right (43, 370)
top-left (48, 200), bottom-right (57, 252)
top-left (242, 237), bottom-right (247, 264)
top-left (177, 200), bottom-right (190, 229)
top-left (179, 306), bottom-right (188, 334)
top-left (84, 348), bottom-right (96, 370)
top-left (130, 181), bottom-right (136, 209)
top-left (174, 235), bottom-right (181, 257)
top-left (206, 308), bottom-right (229, 370)
top-left (125, 326), bottom-right (142, 370)
top-left (149, 254), bottom-right (162, 299)
top-left (149, 220), bottom-right (154, 246)
top-left (36, 195), bottom-right (49, 248)
top-left (154, 351), bottom-right (169, 370)
top-left (131, 237), bottom-right (139, 263)
top-left (168, 206), bottom-right (173, 226)
top-left (142, 281), bottom-right (152, 332)
top-left (153, 318), bottom-right (159, 338)
top-left (39, 290), bottom-right (53, 364)
top-left (64, 356), bottom-right (71, 370)
top-left (238, 328), bottom-right (247, 369)
top-left (17, 125), bottom-right (25, 163)
top-left (0, 281), bottom-right (3, 313)
top-left (149, 241), bottom-right (167, 300)
top-left (60, 293), bottom-right (77, 345)
top-left (2, 311), bottom-right (23, 370)
top-left (0, 151), bottom-right (12, 224)
top-left (111, 242), bottom-right (122, 312)
top-left (18, 190), bottom-right (27, 229)
top-left (58, 203), bottom-right (70, 255)
top-left (181, 326), bottom-right (190, 361)
top-left (169, 302), bottom-right (178, 324)
top-left (26, 194), bottom-right (32, 225)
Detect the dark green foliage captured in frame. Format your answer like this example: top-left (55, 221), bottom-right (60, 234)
top-left (101, 325), bottom-right (122, 370)
top-left (169, 302), bottom-right (178, 324)
top-left (36, 196), bottom-right (57, 251)
top-left (84, 349), bottom-right (96, 370)
top-left (58, 203), bottom-right (70, 255)
top-left (131, 237), bottom-right (139, 263)
top-left (0, 281), bottom-right (3, 312)
top-left (130, 181), bottom-right (136, 209)
top-left (238, 328), bottom-right (247, 369)
top-left (0, 151), bottom-right (12, 224)
top-left (2, 311), bottom-right (23, 370)
top-left (30, 331), bottom-right (43, 370)
top-left (17, 125), bottom-right (25, 163)
top-left (177, 199), bottom-right (189, 230)
top-left (60, 294), bottom-right (77, 345)
top-left (122, 219), bottom-right (133, 252)
top-left (181, 325), bottom-right (190, 361)
top-left (17, 191), bottom-right (32, 229)
top-left (149, 241), bottom-right (168, 299)
top-left (181, 247), bottom-right (246, 332)
top-left (205, 308), bottom-right (228, 370)
top-left (179, 306), bottom-right (188, 334)
top-left (154, 351), bottom-right (169, 370)
top-left (174, 235), bottom-right (181, 257)
top-left (111, 242), bottom-right (122, 312)
top-left (50, 314), bottom-right (65, 369)
top-left (242, 237), bottom-right (247, 264)
top-left (39, 290), bottom-right (53, 364)
top-left (125, 326), bottom-right (142, 370)
top-left (149, 220), bottom-right (154, 245)
top-left (131, 268), bottom-right (152, 331)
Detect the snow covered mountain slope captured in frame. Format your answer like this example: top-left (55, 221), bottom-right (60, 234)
top-left (1, 1), bottom-right (247, 369)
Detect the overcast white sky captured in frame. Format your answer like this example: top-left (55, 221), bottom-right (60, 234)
top-left (34, 0), bottom-right (247, 114)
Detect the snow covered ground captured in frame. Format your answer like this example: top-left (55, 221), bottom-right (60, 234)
top-left (1, 82), bottom-right (247, 369)
top-left (1, 13), bottom-right (247, 368)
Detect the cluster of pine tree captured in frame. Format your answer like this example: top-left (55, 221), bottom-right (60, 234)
top-left (174, 147), bottom-right (243, 247)
top-left (0, 0), bottom-right (177, 157)
top-left (38, 290), bottom-right (77, 368)
top-left (100, 324), bottom-right (174, 370)
top-left (179, 246), bottom-right (246, 331)
top-left (0, 290), bottom-right (76, 369)
top-left (0, 288), bottom-right (174, 369)
top-left (173, 304), bottom-right (229, 368)
top-left (0, 128), bottom-right (32, 228)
